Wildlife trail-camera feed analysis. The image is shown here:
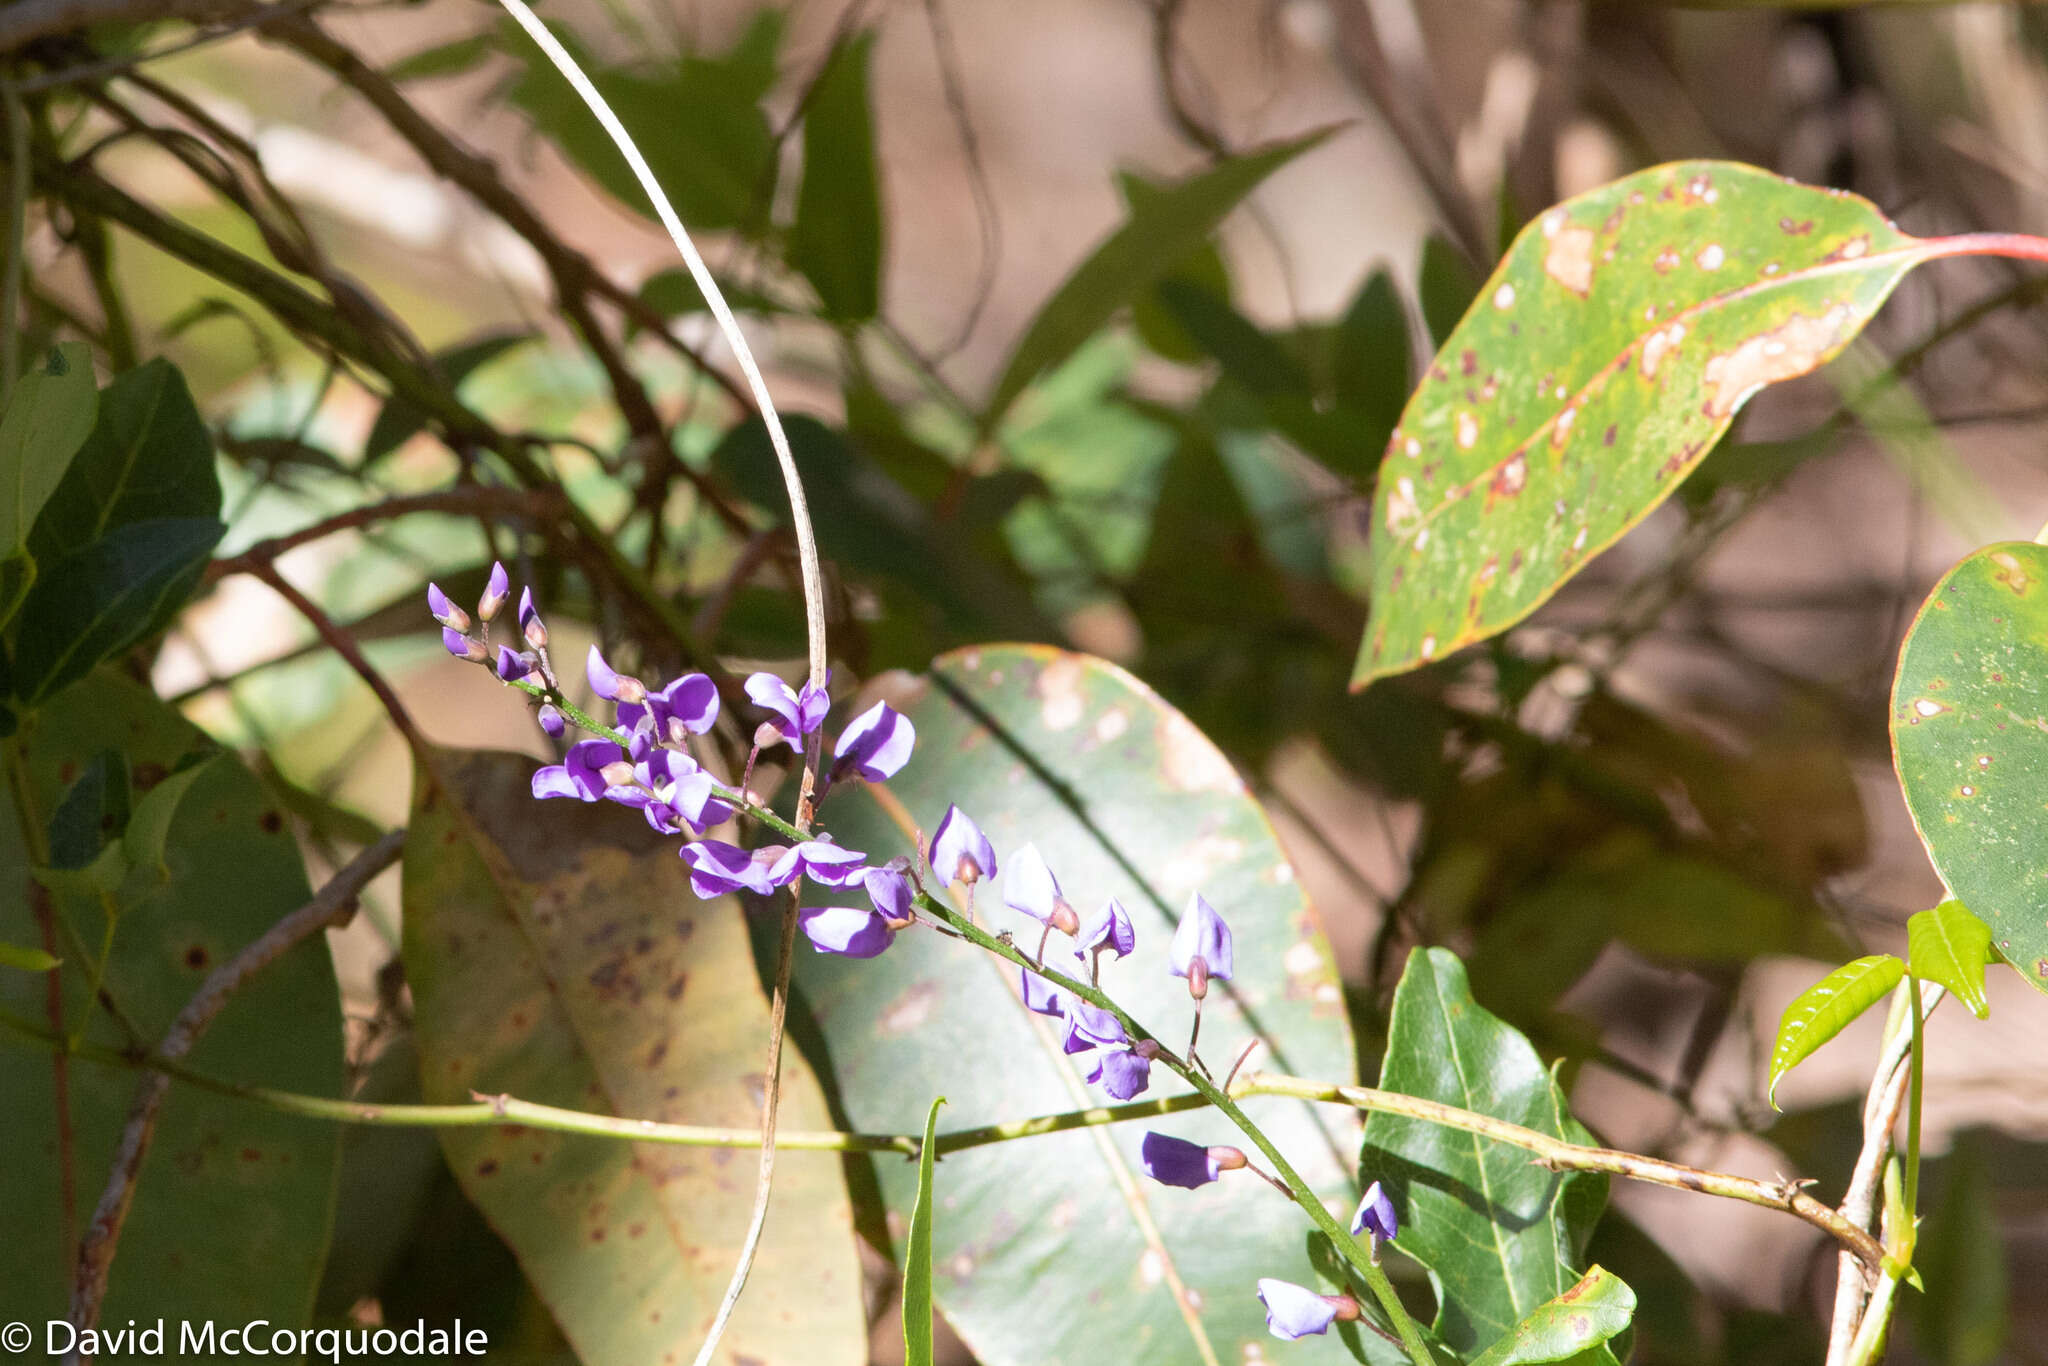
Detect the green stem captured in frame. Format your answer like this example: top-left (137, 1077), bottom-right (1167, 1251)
top-left (1904, 980), bottom-right (1925, 1220)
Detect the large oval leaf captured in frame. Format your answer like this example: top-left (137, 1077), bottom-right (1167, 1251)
top-left (1361, 948), bottom-right (1613, 1362)
top-left (1358, 160), bottom-right (1935, 686)
top-left (0, 670), bottom-right (344, 1331)
top-left (402, 748), bottom-right (865, 1366)
top-left (1892, 541), bottom-right (2048, 995)
top-left (799, 645), bottom-right (1358, 1366)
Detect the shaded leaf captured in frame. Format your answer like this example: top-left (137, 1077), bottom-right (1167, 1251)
top-left (633, 267), bottom-right (787, 324)
top-left (1126, 166), bottom-right (1234, 366)
top-left (11, 516), bottom-right (224, 705)
top-left (387, 32), bottom-right (494, 82)
top-left (1418, 235), bottom-right (1480, 348)
top-left (0, 669), bottom-right (343, 1329)
top-left (1360, 948), bottom-right (1613, 1362)
top-left (1768, 955), bottom-right (1903, 1108)
top-left (1358, 161), bottom-right (1952, 687)
top-left (28, 357), bottom-right (218, 565)
top-left (790, 32), bottom-right (882, 322)
top-left (363, 333), bottom-right (534, 467)
top-left (793, 645), bottom-right (1360, 1365)
top-left (0, 940), bottom-right (60, 971)
top-left (1332, 267), bottom-right (1411, 445)
top-left (0, 341), bottom-right (97, 626)
top-left (984, 130), bottom-right (1331, 428)
top-left (507, 15), bottom-right (781, 233)
top-left (1469, 1265), bottom-right (1636, 1366)
top-left (904, 1096), bottom-right (944, 1366)
top-left (1907, 900), bottom-right (1994, 1019)
top-left (119, 752), bottom-right (221, 888)
top-left (1911, 1136), bottom-right (2008, 1366)
top-left (45, 748), bottom-right (130, 870)
top-left (1892, 540), bottom-right (2048, 997)
top-left (401, 747), bottom-right (865, 1364)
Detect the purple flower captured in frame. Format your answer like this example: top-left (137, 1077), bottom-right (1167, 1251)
top-left (1256, 1281), bottom-right (1340, 1341)
top-left (627, 750), bottom-right (731, 835)
top-left (798, 905), bottom-right (895, 959)
top-left (537, 704), bottom-right (565, 738)
top-left (442, 625), bottom-right (485, 663)
top-left (747, 671), bottom-right (830, 747)
top-left (532, 739), bottom-right (621, 802)
top-left (1140, 1132), bottom-right (1219, 1190)
top-left (1020, 967), bottom-right (1066, 1017)
top-left (1003, 843), bottom-right (1077, 934)
top-left (1063, 993), bottom-right (1126, 1050)
top-left (1094, 1045), bottom-right (1153, 1100)
top-left (1169, 893), bottom-right (1233, 996)
top-left (863, 863), bottom-right (914, 920)
top-left (428, 582), bottom-right (471, 632)
top-left (1351, 1181), bottom-right (1398, 1242)
top-left (519, 586), bottom-right (547, 649)
top-left (771, 840), bottom-right (868, 888)
top-left (832, 701), bottom-right (915, 783)
top-left (496, 645), bottom-right (538, 683)
top-left (928, 805), bottom-right (996, 887)
top-left (478, 561), bottom-right (510, 622)
top-left (619, 672), bottom-right (719, 741)
top-left (680, 840), bottom-right (783, 898)
top-left (1080, 897), bottom-right (1135, 959)
top-left (587, 645), bottom-right (646, 704)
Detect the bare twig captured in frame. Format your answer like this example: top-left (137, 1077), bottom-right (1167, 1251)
top-left (0, 0), bottom-right (254, 53)
top-left (207, 487), bottom-right (562, 582)
top-left (918, 0), bottom-right (998, 361)
top-left (245, 560), bottom-right (429, 759)
top-left (63, 830), bottom-right (404, 1363)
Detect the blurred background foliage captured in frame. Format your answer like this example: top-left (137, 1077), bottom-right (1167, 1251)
top-left (9, 0), bottom-right (2048, 1361)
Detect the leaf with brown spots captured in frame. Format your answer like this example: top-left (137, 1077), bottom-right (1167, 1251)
top-left (791, 645), bottom-right (1360, 1366)
top-left (0, 670), bottom-right (343, 1331)
top-left (402, 748), bottom-right (863, 1365)
top-left (1892, 541), bottom-right (2048, 999)
top-left (1467, 1265), bottom-right (1636, 1366)
top-left (1357, 159), bottom-right (2047, 686)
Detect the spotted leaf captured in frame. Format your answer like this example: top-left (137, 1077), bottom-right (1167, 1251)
top-left (1892, 541), bottom-right (2048, 997)
top-left (1359, 160), bottom-right (1973, 686)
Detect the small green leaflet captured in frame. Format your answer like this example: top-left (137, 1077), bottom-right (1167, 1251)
top-left (1907, 901), bottom-right (1995, 1020)
top-left (904, 1096), bottom-right (945, 1366)
top-left (1468, 1266), bottom-right (1636, 1366)
top-left (1891, 540), bottom-right (2048, 999)
top-left (0, 941), bottom-right (60, 972)
top-left (1768, 955), bottom-right (1903, 1109)
top-left (1357, 160), bottom-right (2018, 688)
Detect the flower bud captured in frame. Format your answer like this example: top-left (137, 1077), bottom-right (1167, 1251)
top-left (537, 704), bottom-right (565, 738)
top-left (519, 586), bottom-right (548, 650)
top-left (1131, 1038), bottom-right (1161, 1061)
top-left (428, 583), bottom-right (471, 633)
top-left (1188, 956), bottom-right (1210, 1001)
top-left (442, 626), bottom-right (486, 664)
top-left (1207, 1145), bottom-right (1248, 1172)
top-left (477, 561), bottom-right (510, 622)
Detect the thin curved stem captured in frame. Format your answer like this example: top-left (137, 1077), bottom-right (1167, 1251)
top-left (486, 12), bottom-right (830, 1365)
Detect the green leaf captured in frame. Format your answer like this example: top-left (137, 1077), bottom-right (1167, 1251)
top-left (984, 129), bottom-right (1332, 428)
top-left (11, 516), bottom-right (225, 705)
top-left (0, 940), bottom-right (60, 971)
top-left (401, 747), bottom-right (865, 1364)
top-left (1892, 540), bottom-right (2048, 997)
top-left (27, 357), bottom-right (218, 567)
top-left (1417, 235), bottom-right (1480, 348)
top-left (507, 14), bottom-right (781, 233)
top-left (0, 341), bottom-right (98, 626)
top-left (793, 645), bottom-right (1360, 1365)
top-left (1126, 168), bottom-right (1233, 366)
top-left (386, 32), bottom-right (494, 82)
top-left (1907, 900), bottom-right (1995, 1019)
top-left (634, 267), bottom-right (788, 323)
top-left (1911, 1137), bottom-right (2008, 1366)
top-left (1332, 267), bottom-right (1411, 444)
top-left (1469, 1266), bottom-right (1637, 1366)
top-left (1361, 948), bottom-right (1614, 1361)
top-left (904, 1096), bottom-right (945, 1366)
top-left (362, 332), bottom-right (534, 467)
top-left (790, 32), bottom-right (882, 321)
top-left (1358, 160), bottom-right (1947, 687)
top-left (1768, 955), bottom-right (1904, 1108)
top-left (1, 669), bottom-right (343, 1329)
top-left (119, 752), bottom-right (221, 888)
